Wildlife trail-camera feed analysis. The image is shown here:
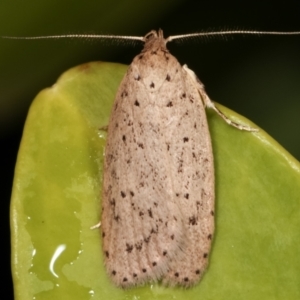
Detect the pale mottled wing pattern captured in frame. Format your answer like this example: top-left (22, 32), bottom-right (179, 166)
top-left (161, 67), bottom-right (214, 286)
top-left (102, 30), bottom-right (214, 288)
top-left (102, 44), bottom-right (185, 287)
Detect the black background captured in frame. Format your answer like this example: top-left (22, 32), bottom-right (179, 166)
top-left (1, 1), bottom-right (300, 299)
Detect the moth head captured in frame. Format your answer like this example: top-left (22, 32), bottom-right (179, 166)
top-left (142, 29), bottom-right (167, 51)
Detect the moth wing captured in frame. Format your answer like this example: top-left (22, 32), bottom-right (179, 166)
top-left (102, 64), bottom-right (185, 287)
top-left (162, 67), bottom-right (214, 286)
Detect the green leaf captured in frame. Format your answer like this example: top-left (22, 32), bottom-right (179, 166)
top-left (11, 62), bottom-right (300, 300)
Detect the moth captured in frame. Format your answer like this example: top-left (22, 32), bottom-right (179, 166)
top-left (101, 30), bottom-right (255, 288)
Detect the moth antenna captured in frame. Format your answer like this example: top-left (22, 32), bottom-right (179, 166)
top-left (1, 34), bottom-right (144, 42)
top-left (166, 30), bottom-right (300, 42)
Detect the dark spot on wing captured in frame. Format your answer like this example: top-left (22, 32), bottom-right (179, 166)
top-left (121, 91), bottom-right (128, 98)
top-left (109, 198), bottom-right (115, 206)
top-left (126, 243), bottom-right (133, 253)
top-left (189, 216), bottom-right (197, 225)
top-left (135, 241), bottom-right (143, 251)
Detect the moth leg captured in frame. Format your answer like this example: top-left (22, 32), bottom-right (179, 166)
top-left (90, 221), bottom-right (101, 230)
top-left (183, 65), bottom-right (258, 132)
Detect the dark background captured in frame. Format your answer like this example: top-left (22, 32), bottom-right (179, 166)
top-left (1, 1), bottom-right (300, 299)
